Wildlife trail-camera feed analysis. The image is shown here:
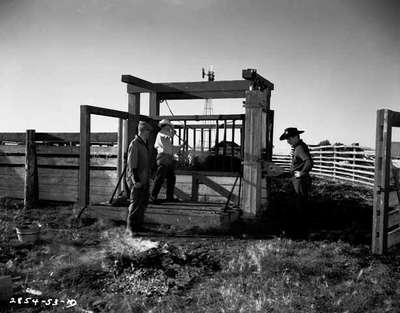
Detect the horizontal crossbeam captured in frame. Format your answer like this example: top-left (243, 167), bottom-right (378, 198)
top-left (122, 75), bottom-right (252, 99)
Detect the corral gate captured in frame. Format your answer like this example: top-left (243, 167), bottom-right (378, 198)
top-left (372, 109), bottom-right (400, 254)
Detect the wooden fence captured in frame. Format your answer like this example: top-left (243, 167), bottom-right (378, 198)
top-left (0, 131), bottom-right (241, 204)
top-left (0, 131), bottom-right (119, 203)
top-left (272, 145), bottom-right (377, 187)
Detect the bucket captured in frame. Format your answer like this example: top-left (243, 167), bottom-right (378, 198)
top-left (15, 224), bottom-right (41, 244)
top-left (0, 276), bottom-right (12, 302)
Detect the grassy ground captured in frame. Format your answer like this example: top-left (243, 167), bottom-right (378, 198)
top-left (1, 178), bottom-right (400, 313)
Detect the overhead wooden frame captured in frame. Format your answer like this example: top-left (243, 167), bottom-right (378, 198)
top-left (121, 68), bottom-right (274, 100)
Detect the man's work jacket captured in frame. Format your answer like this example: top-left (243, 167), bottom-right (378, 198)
top-left (126, 135), bottom-right (151, 188)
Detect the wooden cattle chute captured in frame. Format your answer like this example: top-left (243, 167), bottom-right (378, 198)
top-left (372, 109), bottom-right (400, 254)
top-left (79, 69), bottom-right (275, 220)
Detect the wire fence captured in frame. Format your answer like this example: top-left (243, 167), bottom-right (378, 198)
top-left (273, 145), bottom-right (377, 187)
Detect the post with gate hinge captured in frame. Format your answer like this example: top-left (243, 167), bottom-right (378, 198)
top-left (241, 89), bottom-right (272, 218)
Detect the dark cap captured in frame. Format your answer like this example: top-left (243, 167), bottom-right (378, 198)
top-left (279, 127), bottom-right (304, 140)
top-left (138, 121), bottom-right (153, 133)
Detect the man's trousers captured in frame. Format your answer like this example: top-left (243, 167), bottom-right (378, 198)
top-left (151, 163), bottom-right (176, 201)
top-left (127, 184), bottom-right (149, 231)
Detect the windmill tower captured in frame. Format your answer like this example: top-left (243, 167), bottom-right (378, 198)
top-left (202, 65), bottom-right (215, 116)
top-left (200, 66), bottom-right (215, 152)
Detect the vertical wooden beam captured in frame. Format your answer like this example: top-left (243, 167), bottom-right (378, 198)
top-left (208, 127), bottom-right (212, 151)
top-left (116, 118), bottom-right (123, 195)
top-left (266, 110), bottom-right (274, 160)
top-left (79, 106), bottom-right (91, 207)
top-left (122, 119), bottom-right (129, 195)
top-left (128, 92), bottom-right (141, 115)
top-left (265, 108), bottom-right (274, 208)
top-left (24, 129), bottom-right (38, 209)
top-left (215, 120), bottom-right (219, 154)
top-left (183, 120), bottom-right (188, 152)
top-left (223, 120), bottom-right (227, 156)
top-left (193, 128), bottom-right (196, 152)
top-left (128, 93), bottom-right (140, 143)
top-left (231, 120), bottom-right (235, 170)
top-left (240, 120), bottom-right (244, 160)
top-left (149, 92), bottom-right (160, 117)
top-left (200, 128), bottom-right (204, 152)
top-left (241, 90), bottom-right (266, 217)
top-left (191, 174), bottom-right (199, 201)
top-left (372, 109), bottom-right (392, 254)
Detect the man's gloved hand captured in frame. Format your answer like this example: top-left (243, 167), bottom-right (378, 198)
top-left (294, 171), bottom-right (302, 178)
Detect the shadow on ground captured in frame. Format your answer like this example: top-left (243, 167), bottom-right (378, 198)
top-left (254, 177), bottom-right (374, 245)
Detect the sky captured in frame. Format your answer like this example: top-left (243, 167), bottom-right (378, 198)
top-left (0, 0), bottom-right (399, 153)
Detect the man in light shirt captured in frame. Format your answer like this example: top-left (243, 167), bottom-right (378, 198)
top-left (150, 119), bottom-right (183, 203)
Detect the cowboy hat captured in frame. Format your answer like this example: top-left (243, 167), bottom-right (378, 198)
top-left (158, 119), bottom-right (173, 128)
top-left (279, 127), bottom-right (304, 140)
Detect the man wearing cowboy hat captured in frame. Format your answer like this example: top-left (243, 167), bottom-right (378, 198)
top-left (280, 127), bottom-right (313, 238)
top-left (126, 121), bottom-right (153, 234)
top-left (150, 119), bottom-right (184, 203)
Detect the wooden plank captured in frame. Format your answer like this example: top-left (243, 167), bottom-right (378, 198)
top-left (390, 110), bottom-right (400, 127)
top-left (0, 188), bottom-right (23, 199)
top-left (175, 170), bottom-right (240, 177)
top-left (85, 105), bottom-right (129, 119)
top-left (388, 209), bottom-right (400, 228)
top-left (24, 129), bottom-right (38, 208)
top-left (79, 106), bottom-right (91, 207)
top-left (121, 75), bottom-right (158, 91)
top-left (37, 168), bottom-right (117, 179)
top-left (35, 174), bottom-right (117, 188)
top-left (0, 155), bottom-right (25, 164)
top-left (242, 69), bottom-right (274, 90)
top-left (149, 92), bottom-right (160, 117)
top-left (389, 190), bottom-right (399, 207)
top-left (34, 156), bottom-right (118, 167)
top-left (388, 226), bottom-right (400, 248)
top-left (0, 132), bottom-right (118, 144)
top-left (125, 78), bottom-right (251, 99)
top-left (174, 182), bottom-right (239, 199)
top-left (173, 123), bottom-right (243, 130)
top-left (198, 173), bottom-right (238, 203)
top-left (173, 186), bottom-right (191, 201)
top-left (157, 91), bottom-right (247, 100)
top-left (157, 114), bottom-right (244, 121)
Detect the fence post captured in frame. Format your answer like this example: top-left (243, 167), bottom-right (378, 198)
top-left (24, 129), bottom-right (38, 209)
top-left (372, 109), bottom-right (392, 254)
top-left (116, 118), bottom-right (124, 195)
top-left (79, 106), bottom-right (91, 208)
top-left (241, 90), bottom-right (268, 217)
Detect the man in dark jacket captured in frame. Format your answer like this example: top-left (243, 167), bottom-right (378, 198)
top-left (280, 127), bottom-right (313, 238)
top-left (126, 121), bottom-right (153, 234)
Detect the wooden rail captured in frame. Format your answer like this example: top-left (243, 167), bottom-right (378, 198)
top-left (272, 144), bottom-right (377, 187)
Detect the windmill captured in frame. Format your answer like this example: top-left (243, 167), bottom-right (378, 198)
top-left (199, 66), bottom-right (215, 152)
top-left (202, 65), bottom-right (215, 116)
